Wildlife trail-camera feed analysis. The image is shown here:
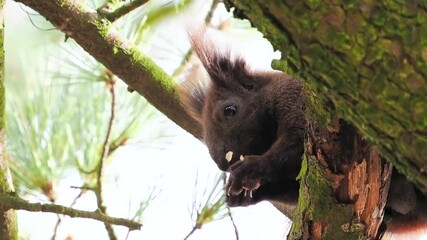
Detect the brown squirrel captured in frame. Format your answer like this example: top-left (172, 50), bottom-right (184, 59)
top-left (178, 27), bottom-right (427, 239)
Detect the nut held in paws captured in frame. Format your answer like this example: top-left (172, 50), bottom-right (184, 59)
top-left (225, 151), bottom-right (233, 162)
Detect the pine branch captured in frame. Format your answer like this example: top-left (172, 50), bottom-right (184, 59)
top-left (183, 223), bottom-right (200, 240)
top-left (226, 206), bottom-right (239, 240)
top-left (0, 193), bottom-right (142, 230)
top-left (98, 0), bottom-right (149, 22)
top-left (14, 0), bottom-right (202, 139)
top-left (95, 74), bottom-right (117, 240)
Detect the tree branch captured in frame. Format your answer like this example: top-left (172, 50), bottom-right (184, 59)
top-left (14, 0), bottom-right (202, 139)
top-left (95, 74), bottom-right (117, 239)
top-left (0, 1), bottom-right (18, 238)
top-left (0, 193), bottom-right (142, 230)
top-left (183, 223), bottom-right (200, 240)
top-left (98, 0), bottom-right (149, 22)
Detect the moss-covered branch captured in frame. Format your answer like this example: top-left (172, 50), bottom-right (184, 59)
top-left (97, 0), bottom-right (149, 22)
top-left (0, 138), bottom-right (17, 240)
top-left (0, 193), bottom-right (142, 230)
top-left (0, 0), bottom-right (18, 238)
top-left (13, 0), bottom-right (202, 139)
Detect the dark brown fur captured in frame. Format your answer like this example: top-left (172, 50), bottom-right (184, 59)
top-left (178, 28), bottom-right (304, 210)
top-left (178, 28), bottom-right (427, 238)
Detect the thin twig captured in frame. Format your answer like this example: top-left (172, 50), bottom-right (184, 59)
top-left (95, 72), bottom-right (117, 240)
top-left (70, 185), bottom-right (94, 191)
top-left (96, 77), bottom-right (116, 208)
top-left (0, 193), bottom-right (142, 230)
top-left (51, 189), bottom-right (86, 240)
top-left (18, 3), bottom-right (56, 31)
top-left (222, 174), bottom-right (239, 240)
top-left (51, 215), bottom-right (62, 240)
top-left (183, 223), bottom-right (201, 240)
top-left (204, 0), bottom-right (220, 25)
top-left (99, 0), bottom-right (149, 22)
top-left (227, 206), bottom-right (239, 240)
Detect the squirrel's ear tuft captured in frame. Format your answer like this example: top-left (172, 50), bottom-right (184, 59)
top-left (187, 26), bottom-right (230, 87)
top-left (177, 63), bottom-right (209, 123)
top-left (187, 26), bottom-right (243, 86)
top-left (187, 25), bottom-right (267, 90)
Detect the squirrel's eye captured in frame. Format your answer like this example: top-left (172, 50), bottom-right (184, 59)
top-left (224, 105), bottom-right (237, 117)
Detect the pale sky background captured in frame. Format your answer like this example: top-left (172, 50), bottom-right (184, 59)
top-left (5, 0), bottom-right (292, 240)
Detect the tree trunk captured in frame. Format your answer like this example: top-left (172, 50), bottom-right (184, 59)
top-left (289, 120), bottom-right (391, 239)
top-left (0, 0), bottom-right (18, 238)
top-left (223, 0), bottom-right (427, 239)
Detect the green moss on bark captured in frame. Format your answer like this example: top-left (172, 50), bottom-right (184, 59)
top-left (0, 0), bottom-right (18, 238)
top-left (127, 47), bottom-right (177, 96)
top-left (0, 14), bottom-right (3, 130)
top-left (289, 155), bottom-right (364, 240)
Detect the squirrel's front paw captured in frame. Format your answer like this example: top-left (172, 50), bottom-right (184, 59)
top-left (226, 189), bottom-right (257, 207)
top-left (227, 156), bottom-right (269, 196)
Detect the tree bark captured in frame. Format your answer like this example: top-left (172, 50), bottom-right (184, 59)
top-left (0, 0), bottom-right (18, 238)
top-left (289, 120), bottom-right (391, 239)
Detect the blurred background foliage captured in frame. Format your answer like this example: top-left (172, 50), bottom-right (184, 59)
top-left (4, 0), bottom-right (289, 239)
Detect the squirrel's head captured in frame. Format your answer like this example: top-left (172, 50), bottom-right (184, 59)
top-left (178, 27), bottom-right (276, 171)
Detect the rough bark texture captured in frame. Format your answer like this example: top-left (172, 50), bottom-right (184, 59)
top-left (222, 1), bottom-right (427, 239)
top-left (289, 120), bottom-right (391, 240)
top-left (13, 0), bottom-right (202, 139)
top-left (0, 0), bottom-right (18, 238)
